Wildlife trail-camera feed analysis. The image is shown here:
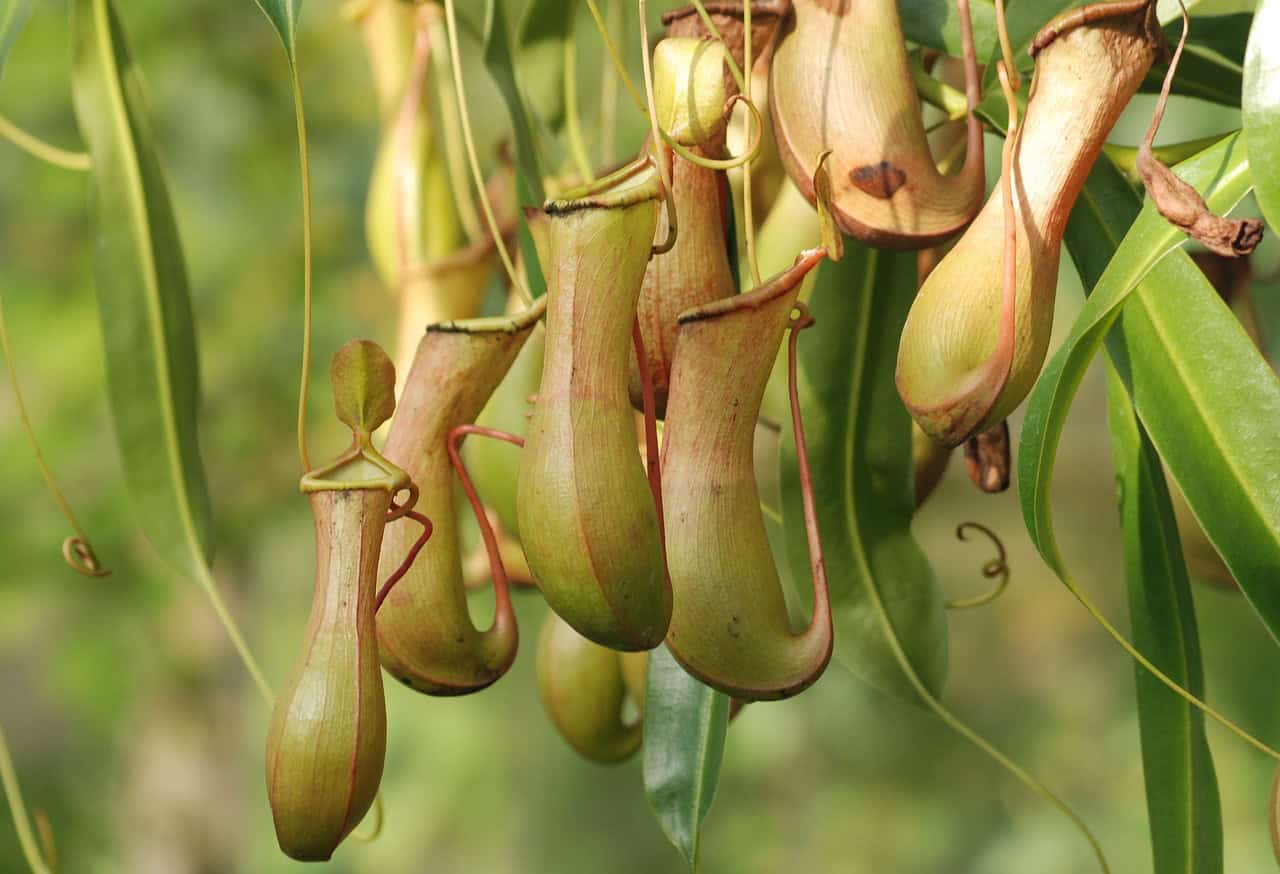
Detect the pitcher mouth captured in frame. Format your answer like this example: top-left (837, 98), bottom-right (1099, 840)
top-left (678, 247), bottom-right (826, 325)
top-left (427, 296), bottom-right (548, 336)
top-left (544, 155), bottom-right (665, 215)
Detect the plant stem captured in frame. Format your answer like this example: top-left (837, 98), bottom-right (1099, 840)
top-left (0, 114), bottom-right (90, 172)
top-left (637, 0), bottom-right (677, 252)
top-left (194, 562), bottom-right (274, 706)
top-left (687, 0), bottom-right (747, 93)
top-left (427, 12), bottom-right (484, 242)
top-left (0, 723), bottom-right (51, 874)
top-left (585, 0), bottom-right (647, 113)
top-left (0, 289), bottom-right (105, 575)
top-left (909, 58), bottom-right (969, 122)
top-left (290, 70), bottom-right (314, 474)
top-left (439, 0), bottom-right (530, 302)
top-left (740, 0), bottom-right (760, 286)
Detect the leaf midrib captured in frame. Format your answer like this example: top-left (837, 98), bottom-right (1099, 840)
top-left (93, 0), bottom-right (207, 574)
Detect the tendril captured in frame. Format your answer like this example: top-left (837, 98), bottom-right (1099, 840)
top-left (662, 94), bottom-right (764, 171)
top-left (426, 16), bottom-right (484, 242)
top-left (650, 150), bottom-right (680, 256)
top-left (632, 321), bottom-right (666, 539)
top-left (61, 538), bottom-right (108, 578)
top-left (438, 0), bottom-right (531, 301)
top-left (947, 522), bottom-right (1010, 609)
top-left (448, 424), bottom-right (525, 619)
top-left (0, 290), bottom-right (109, 578)
top-left (386, 482), bottom-right (421, 522)
top-left (0, 114), bottom-right (90, 173)
top-left (376, 509), bottom-right (432, 612)
top-left (787, 300), bottom-right (831, 637)
top-left (0, 723), bottom-right (54, 874)
top-left (349, 793), bottom-right (384, 843)
top-left (740, 0), bottom-right (761, 286)
top-left (585, 0), bottom-right (648, 113)
top-left (288, 60), bottom-right (315, 474)
top-left (994, 0), bottom-right (1021, 92)
top-left (33, 811), bottom-right (56, 873)
top-left (686, 0), bottom-right (748, 94)
top-left (638, 0), bottom-right (678, 254)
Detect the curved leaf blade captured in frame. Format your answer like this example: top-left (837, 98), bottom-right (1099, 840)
top-left (898, 0), bottom-right (996, 60)
top-left (251, 0), bottom-right (300, 65)
top-left (517, 0), bottom-right (577, 132)
top-left (1067, 160), bottom-right (1224, 869)
top-left (483, 0), bottom-right (546, 203)
top-left (1034, 138), bottom-right (1280, 649)
top-left (1106, 365), bottom-right (1223, 874)
top-left (69, 0), bottom-right (213, 577)
top-left (1019, 133), bottom-right (1256, 576)
top-left (644, 646), bottom-right (730, 871)
top-left (1245, 0), bottom-right (1280, 228)
top-left (779, 243), bottom-right (948, 701)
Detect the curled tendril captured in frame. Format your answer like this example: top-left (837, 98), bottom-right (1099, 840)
top-left (788, 301), bottom-right (816, 333)
top-left (662, 94), bottom-right (765, 171)
top-left (649, 151), bottom-right (681, 256)
top-left (375, 510), bottom-right (433, 612)
top-left (350, 793), bottom-right (384, 844)
top-left (385, 482), bottom-right (420, 522)
top-left (946, 521), bottom-right (1010, 610)
top-left (61, 537), bottom-right (109, 578)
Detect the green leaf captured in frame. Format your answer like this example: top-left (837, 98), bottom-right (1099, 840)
top-left (1141, 14), bottom-right (1247, 107)
top-left (898, 0), bottom-right (996, 60)
top-left (1245, 0), bottom-right (1280, 228)
top-left (516, 0), bottom-right (577, 132)
top-left (779, 242), bottom-right (948, 702)
top-left (1105, 365), bottom-right (1223, 874)
top-left (483, 0), bottom-right (547, 204)
top-left (1020, 135), bottom-right (1245, 575)
top-left (330, 340), bottom-right (396, 436)
top-left (1025, 135), bottom-right (1280, 646)
top-left (980, 0), bottom-right (1238, 102)
top-left (1066, 158), bottom-right (1224, 872)
top-left (644, 646), bottom-right (730, 871)
top-left (0, 0), bottom-right (31, 76)
top-left (69, 0), bottom-right (213, 578)
top-left (251, 0), bottom-right (300, 66)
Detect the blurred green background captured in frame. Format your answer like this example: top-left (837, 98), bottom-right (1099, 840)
top-left (2, 1), bottom-right (1279, 872)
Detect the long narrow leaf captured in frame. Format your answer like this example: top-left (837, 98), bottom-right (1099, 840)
top-left (1106, 365), bottom-right (1223, 874)
top-left (1017, 134), bottom-right (1275, 610)
top-left (1065, 160), bottom-right (1224, 871)
top-left (516, 0), bottom-right (577, 132)
top-left (779, 242), bottom-right (948, 701)
top-left (69, 0), bottom-right (213, 579)
top-left (644, 646), bottom-right (730, 871)
top-left (1245, 0), bottom-right (1280, 228)
top-left (483, 0), bottom-right (546, 203)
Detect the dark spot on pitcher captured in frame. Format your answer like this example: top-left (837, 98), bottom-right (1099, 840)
top-left (850, 161), bottom-right (907, 199)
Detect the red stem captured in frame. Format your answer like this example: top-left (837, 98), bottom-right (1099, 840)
top-left (447, 424), bottom-right (525, 623)
top-left (787, 308), bottom-right (831, 637)
top-left (376, 510), bottom-right (433, 611)
top-left (631, 321), bottom-right (667, 547)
